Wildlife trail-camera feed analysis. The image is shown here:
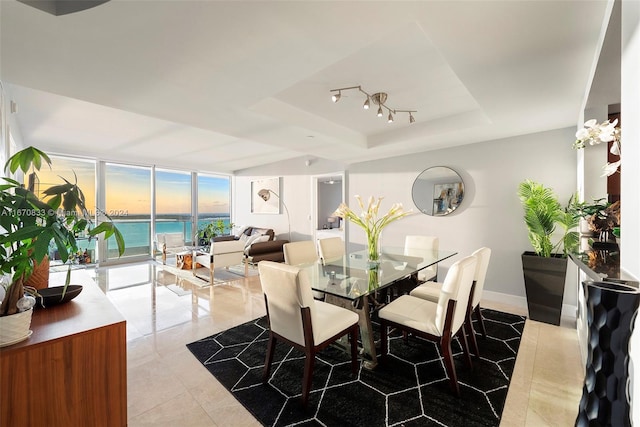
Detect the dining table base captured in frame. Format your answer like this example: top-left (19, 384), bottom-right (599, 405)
top-left (325, 293), bottom-right (383, 370)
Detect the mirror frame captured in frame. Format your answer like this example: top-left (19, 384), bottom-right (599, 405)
top-left (412, 166), bottom-right (464, 216)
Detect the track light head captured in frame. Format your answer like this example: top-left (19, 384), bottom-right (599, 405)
top-left (377, 106), bottom-right (383, 117)
top-left (331, 91), bottom-right (341, 103)
top-left (388, 112), bottom-right (394, 123)
top-left (363, 96), bottom-right (370, 110)
top-left (409, 113), bottom-right (415, 124)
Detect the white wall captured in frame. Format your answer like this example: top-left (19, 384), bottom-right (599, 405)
top-left (236, 127), bottom-right (578, 310)
top-left (621, 1), bottom-right (640, 424)
top-left (346, 127), bottom-right (577, 308)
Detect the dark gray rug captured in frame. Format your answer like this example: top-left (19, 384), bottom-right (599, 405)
top-left (186, 308), bottom-right (525, 426)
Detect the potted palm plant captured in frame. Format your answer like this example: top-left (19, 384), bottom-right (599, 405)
top-left (0, 147), bottom-right (125, 346)
top-left (517, 180), bottom-right (579, 325)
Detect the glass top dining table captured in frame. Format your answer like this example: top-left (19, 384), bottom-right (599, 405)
top-left (298, 247), bottom-right (458, 301)
top-left (295, 246), bottom-right (457, 368)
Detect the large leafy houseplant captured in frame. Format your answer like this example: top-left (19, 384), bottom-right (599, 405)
top-left (517, 180), bottom-right (580, 326)
top-left (517, 180), bottom-right (579, 257)
top-left (0, 147), bottom-right (125, 317)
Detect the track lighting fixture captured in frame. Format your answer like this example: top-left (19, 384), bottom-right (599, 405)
top-left (329, 85), bottom-right (416, 124)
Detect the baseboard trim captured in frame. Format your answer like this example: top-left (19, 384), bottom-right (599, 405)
top-left (482, 290), bottom-right (577, 320)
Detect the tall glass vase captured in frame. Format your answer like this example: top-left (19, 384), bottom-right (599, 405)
top-left (366, 229), bottom-right (381, 269)
top-left (576, 280), bottom-right (640, 427)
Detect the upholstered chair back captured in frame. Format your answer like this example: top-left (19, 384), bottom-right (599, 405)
top-left (318, 237), bottom-right (344, 264)
top-left (404, 235), bottom-right (439, 282)
top-left (283, 241), bottom-right (318, 266)
top-left (435, 255), bottom-right (477, 334)
top-left (258, 261), bottom-right (317, 346)
top-left (470, 247), bottom-right (491, 308)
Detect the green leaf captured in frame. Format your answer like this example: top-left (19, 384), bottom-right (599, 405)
top-left (33, 230), bottom-right (53, 262)
top-left (43, 183), bottom-right (73, 196)
top-left (5, 146), bottom-right (52, 174)
top-left (7, 225), bottom-right (45, 242)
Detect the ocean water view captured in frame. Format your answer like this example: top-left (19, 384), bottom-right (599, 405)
top-left (106, 214), bottom-right (231, 257)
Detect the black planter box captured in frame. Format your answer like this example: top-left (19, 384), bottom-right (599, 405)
top-left (521, 251), bottom-right (567, 326)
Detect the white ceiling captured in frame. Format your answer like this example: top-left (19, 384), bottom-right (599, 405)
top-left (1, 0), bottom-right (613, 174)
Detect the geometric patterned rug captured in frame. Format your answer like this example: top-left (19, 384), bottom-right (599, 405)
top-left (187, 308), bottom-right (525, 426)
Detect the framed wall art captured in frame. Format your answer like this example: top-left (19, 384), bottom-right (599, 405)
top-left (251, 177), bottom-right (280, 214)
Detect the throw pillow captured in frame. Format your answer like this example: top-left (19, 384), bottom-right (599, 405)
top-left (243, 233), bottom-right (264, 248)
top-left (233, 225), bottom-right (249, 238)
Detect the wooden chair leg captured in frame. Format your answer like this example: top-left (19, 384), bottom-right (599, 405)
top-left (349, 326), bottom-right (359, 375)
top-left (380, 321), bottom-right (389, 357)
top-left (465, 313), bottom-right (480, 358)
top-left (301, 350), bottom-right (315, 407)
top-left (457, 328), bottom-right (473, 369)
top-left (475, 305), bottom-right (487, 338)
top-left (262, 334), bottom-right (277, 383)
top-left (441, 335), bottom-right (460, 397)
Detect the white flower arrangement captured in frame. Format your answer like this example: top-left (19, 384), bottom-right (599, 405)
top-left (573, 118), bottom-right (621, 177)
top-left (332, 195), bottom-right (412, 262)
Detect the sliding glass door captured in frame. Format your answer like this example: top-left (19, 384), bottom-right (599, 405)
top-left (155, 169), bottom-right (193, 243)
top-left (36, 156), bottom-right (98, 261)
top-left (197, 174), bottom-right (231, 236)
top-left (105, 163), bottom-right (151, 260)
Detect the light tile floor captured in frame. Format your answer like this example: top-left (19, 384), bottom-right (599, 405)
top-left (90, 261), bottom-right (583, 427)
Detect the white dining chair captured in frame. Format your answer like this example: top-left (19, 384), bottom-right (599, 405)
top-left (410, 247), bottom-right (492, 357)
top-left (317, 237), bottom-right (345, 264)
top-left (390, 235), bottom-right (439, 299)
top-left (258, 261), bottom-right (359, 407)
top-left (404, 235), bottom-right (439, 283)
top-left (283, 240), bottom-right (324, 300)
top-left (378, 254), bottom-right (478, 396)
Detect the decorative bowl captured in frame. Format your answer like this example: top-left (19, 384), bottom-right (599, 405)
top-left (35, 285), bottom-right (83, 308)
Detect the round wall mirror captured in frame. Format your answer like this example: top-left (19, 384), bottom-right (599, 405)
top-left (412, 167), bottom-right (464, 216)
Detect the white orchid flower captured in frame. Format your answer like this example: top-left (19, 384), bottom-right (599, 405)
top-left (575, 118), bottom-right (621, 177)
top-left (610, 141), bottom-right (621, 156)
top-left (601, 160), bottom-right (621, 177)
top-left (575, 128), bottom-right (589, 140)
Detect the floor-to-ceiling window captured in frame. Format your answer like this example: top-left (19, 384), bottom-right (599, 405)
top-left (197, 173), bottom-right (231, 235)
top-left (35, 156), bottom-right (98, 261)
top-left (105, 163), bottom-right (152, 259)
top-left (155, 169), bottom-right (192, 242)
top-left (29, 154), bottom-right (231, 264)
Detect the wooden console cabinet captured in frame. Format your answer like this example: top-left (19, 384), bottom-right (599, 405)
top-left (1, 272), bottom-right (127, 427)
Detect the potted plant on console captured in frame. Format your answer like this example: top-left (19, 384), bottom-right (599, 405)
top-left (0, 147), bottom-right (125, 347)
top-left (517, 180), bottom-right (579, 325)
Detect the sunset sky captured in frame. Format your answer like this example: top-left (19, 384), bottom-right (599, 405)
top-left (36, 157), bottom-right (230, 216)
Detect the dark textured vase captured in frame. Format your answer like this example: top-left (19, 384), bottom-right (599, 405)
top-left (576, 281), bottom-right (640, 427)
